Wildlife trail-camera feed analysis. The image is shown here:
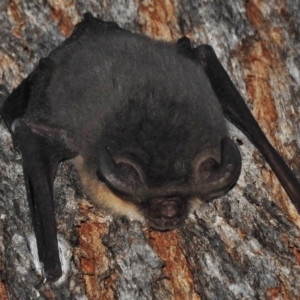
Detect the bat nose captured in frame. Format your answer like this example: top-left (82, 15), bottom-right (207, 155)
top-left (146, 196), bottom-right (188, 230)
top-left (161, 202), bottom-right (177, 218)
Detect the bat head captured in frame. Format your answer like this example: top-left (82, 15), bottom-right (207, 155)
top-left (96, 137), bottom-right (241, 230)
top-left (75, 82), bottom-right (243, 230)
top-left (62, 30), bottom-right (243, 230)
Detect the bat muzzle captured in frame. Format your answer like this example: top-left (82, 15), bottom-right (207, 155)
top-left (145, 196), bottom-right (188, 230)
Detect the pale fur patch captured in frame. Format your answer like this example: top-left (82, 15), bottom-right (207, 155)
top-left (73, 156), bottom-right (145, 222)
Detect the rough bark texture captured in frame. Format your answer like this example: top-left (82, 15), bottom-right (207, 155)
top-left (1, 0), bottom-right (300, 299)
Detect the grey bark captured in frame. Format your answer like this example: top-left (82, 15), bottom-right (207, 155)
top-left (1, 0), bottom-right (300, 299)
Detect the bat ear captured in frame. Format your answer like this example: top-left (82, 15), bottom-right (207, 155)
top-left (193, 137), bottom-right (241, 200)
top-left (192, 44), bottom-right (300, 211)
top-left (97, 147), bottom-right (145, 195)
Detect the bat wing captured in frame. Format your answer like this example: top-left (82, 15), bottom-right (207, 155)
top-left (177, 37), bottom-right (300, 212)
top-left (1, 59), bottom-right (78, 281)
top-left (0, 13), bottom-right (127, 282)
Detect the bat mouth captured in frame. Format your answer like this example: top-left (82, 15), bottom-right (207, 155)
top-left (145, 196), bottom-right (188, 230)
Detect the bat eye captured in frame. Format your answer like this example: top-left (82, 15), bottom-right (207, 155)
top-left (97, 147), bottom-right (145, 195)
top-left (194, 137), bottom-right (241, 200)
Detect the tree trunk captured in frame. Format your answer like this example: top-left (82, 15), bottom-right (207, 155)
top-left (1, 0), bottom-right (300, 299)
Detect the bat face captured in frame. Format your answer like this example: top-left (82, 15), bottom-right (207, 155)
top-left (86, 82), bottom-right (242, 230)
top-left (1, 13), bottom-right (299, 281)
top-left (92, 137), bottom-right (241, 230)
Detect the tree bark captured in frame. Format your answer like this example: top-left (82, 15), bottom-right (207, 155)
top-left (1, 0), bottom-right (300, 299)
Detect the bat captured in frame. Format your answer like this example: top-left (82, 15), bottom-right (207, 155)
top-left (1, 12), bottom-right (300, 282)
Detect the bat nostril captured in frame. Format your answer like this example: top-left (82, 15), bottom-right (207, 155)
top-left (146, 195), bottom-right (188, 230)
top-left (161, 201), bottom-right (179, 218)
